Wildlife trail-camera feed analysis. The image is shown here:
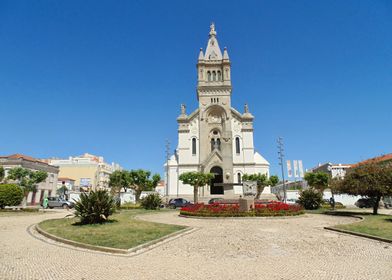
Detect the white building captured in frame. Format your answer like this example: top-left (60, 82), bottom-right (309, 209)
top-left (165, 24), bottom-right (270, 198)
top-left (311, 162), bottom-right (352, 178)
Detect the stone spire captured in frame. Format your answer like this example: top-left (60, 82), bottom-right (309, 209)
top-left (223, 47), bottom-right (229, 60)
top-left (204, 22), bottom-right (223, 61)
top-left (198, 48), bottom-right (204, 61)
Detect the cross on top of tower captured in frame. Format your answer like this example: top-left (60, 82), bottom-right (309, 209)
top-left (209, 22), bottom-right (216, 37)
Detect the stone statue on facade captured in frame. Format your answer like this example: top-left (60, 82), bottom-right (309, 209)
top-left (180, 104), bottom-right (186, 115)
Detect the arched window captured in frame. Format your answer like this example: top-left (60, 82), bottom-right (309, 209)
top-left (192, 138), bottom-right (196, 155)
top-left (217, 138), bottom-right (221, 150)
top-left (235, 137), bottom-right (240, 154)
top-left (237, 173), bottom-right (242, 183)
top-left (211, 139), bottom-right (215, 151)
top-left (207, 71), bottom-right (211, 81)
top-left (217, 71), bottom-right (221, 81)
top-left (212, 71), bottom-right (216, 81)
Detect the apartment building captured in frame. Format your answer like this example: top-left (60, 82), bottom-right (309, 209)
top-left (45, 153), bottom-right (122, 190)
top-left (0, 154), bottom-right (59, 205)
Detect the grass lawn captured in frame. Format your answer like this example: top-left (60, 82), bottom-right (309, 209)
top-left (333, 213), bottom-right (392, 240)
top-left (39, 209), bottom-right (186, 249)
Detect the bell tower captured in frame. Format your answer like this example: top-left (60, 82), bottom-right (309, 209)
top-left (197, 23), bottom-right (234, 185)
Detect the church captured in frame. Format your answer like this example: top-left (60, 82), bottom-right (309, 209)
top-left (165, 24), bottom-right (270, 198)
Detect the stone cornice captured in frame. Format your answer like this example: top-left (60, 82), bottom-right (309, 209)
top-left (197, 85), bottom-right (231, 93)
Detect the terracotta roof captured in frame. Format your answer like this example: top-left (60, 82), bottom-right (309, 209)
top-left (0, 154), bottom-right (44, 163)
top-left (58, 177), bottom-right (76, 182)
top-left (0, 154), bottom-right (60, 171)
top-left (352, 153), bottom-right (392, 167)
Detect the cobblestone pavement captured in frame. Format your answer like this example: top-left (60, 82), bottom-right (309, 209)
top-left (0, 211), bottom-right (391, 280)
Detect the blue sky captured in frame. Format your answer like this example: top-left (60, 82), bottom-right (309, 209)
top-left (0, 0), bottom-right (391, 178)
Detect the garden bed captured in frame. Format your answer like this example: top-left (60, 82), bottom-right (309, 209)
top-left (38, 209), bottom-right (186, 249)
top-left (180, 201), bottom-right (304, 217)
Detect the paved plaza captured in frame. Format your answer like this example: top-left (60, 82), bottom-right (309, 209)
top-left (0, 211), bottom-right (391, 280)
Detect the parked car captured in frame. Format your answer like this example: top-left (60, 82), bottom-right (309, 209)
top-left (286, 198), bottom-right (299, 205)
top-left (383, 196), bottom-right (392, 208)
top-left (167, 198), bottom-right (191, 209)
top-left (355, 198), bottom-right (374, 208)
top-left (208, 198), bottom-right (224, 204)
top-left (41, 197), bottom-right (75, 209)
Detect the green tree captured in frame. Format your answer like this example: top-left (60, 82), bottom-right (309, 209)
top-left (242, 173), bottom-right (269, 199)
top-left (179, 172), bottom-right (214, 203)
top-left (128, 169), bottom-right (161, 202)
top-left (335, 162), bottom-right (392, 215)
top-left (269, 175), bottom-right (279, 187)
top-left (57, 185), bottom-right (68, 196)
top-left (304, 172), bottom-right (329, 193)
top-left (0, 166), bottom-right (5, 183)
top-left (109, 170), bottom-right (131, 195)
top-left (7, 167), bottom-right (48, 195)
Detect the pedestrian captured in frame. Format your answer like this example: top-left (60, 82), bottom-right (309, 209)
top-left (42, 196), bottom-right (48, 212)
top-left (329, 196), bottom-right (335, 210)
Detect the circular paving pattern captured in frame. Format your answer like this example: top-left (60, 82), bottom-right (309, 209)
top-left (0, 211), bottom-right (391, 280)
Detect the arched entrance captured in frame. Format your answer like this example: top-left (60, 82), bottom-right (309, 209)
top-left (210, 166), bottom-right (224, 195)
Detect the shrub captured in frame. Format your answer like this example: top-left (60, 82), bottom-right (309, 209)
top-left (180, 201), bottom-right (304, 217)
top-left (74, 190), bottom-right (116, 224)
top-left (140, 193), bottom-right (162, 210)
top-left (321, 202), bottom-right (346, 209)
top-left (119, 202), bottom-right (142, 210)
top-left (298, 188), bottom-right (323, 210)
top-left (0, 184), bottom-right (24, 209)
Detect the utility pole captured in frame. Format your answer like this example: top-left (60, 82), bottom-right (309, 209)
top-left (165, 139), bottom-right (170, 198)
top-left (277, 137), bottom-right (287, 203)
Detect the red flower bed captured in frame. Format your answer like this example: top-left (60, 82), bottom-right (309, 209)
top-left (180, 201), bottom-right (304, 217)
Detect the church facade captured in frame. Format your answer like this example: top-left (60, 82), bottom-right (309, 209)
top-left (166, 24), bottom-right (269, 198)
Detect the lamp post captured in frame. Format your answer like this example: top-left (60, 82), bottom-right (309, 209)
top-left (165, 139), bottom-right (170, 198)
top-left (277, 137), bottom-right (287, 203)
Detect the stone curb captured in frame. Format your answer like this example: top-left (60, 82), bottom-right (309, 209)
top-left (324, 226), bottom-right (392, 244)
top-left (323, 214), bottom-right (392, 244)
top-left (35, 223), bottom-right (193, 255)
top-left (178, 213), bottom-right (305, 220)
top-left (35, 224), bottom-right (128, 254)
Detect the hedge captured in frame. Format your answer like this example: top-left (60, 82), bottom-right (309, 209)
top-left (0, 184), bottom-right (24, 208)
